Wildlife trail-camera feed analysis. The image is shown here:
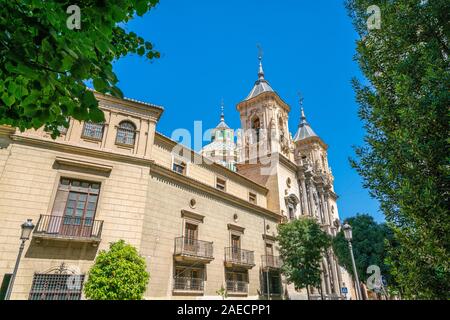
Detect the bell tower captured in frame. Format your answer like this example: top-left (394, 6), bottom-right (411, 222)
top-left (236, 53), bottom-right (292, 163)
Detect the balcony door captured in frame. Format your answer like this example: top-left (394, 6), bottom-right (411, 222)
top-left (184, 223), bottom-right (198, 254)
top-left (231, 235), bottom-right (241, 262)
top-left (51, 178), bottom-right (100, 237)
top-left (265, 243), bottom-right (274, 266)
top-left (174, 267), bottom-right (204, 291)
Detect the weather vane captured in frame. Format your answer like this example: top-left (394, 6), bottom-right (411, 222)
top-left (257, 43), bottom-right (263, 61)
top-left (297, 91), bottom-right (304, 108)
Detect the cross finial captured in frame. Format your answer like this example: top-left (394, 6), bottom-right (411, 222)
top-left (297, 91), bottom-right (304, 108)
top-left (297, 91), bottom-right (307, 124)
top-left (220, 98), bottom-right (225, 121)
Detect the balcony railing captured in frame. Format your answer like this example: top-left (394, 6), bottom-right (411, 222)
top-left (261, 255), bottom-right (282, 269)
top-left (173, 277), bottom-right (204, 292)
top-left (226, 280), bottom-right (248, 294)
top-left (34, 215), bottom-right (103, 242)
top-left (224, 247), bottom-right (255, 267)
top-left (174, 237), bottom-right (214, 261)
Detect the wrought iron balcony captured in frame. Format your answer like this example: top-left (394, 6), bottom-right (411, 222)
top-left (33, 215), bottom-right (103, 243)
top-left (226, 280), bottom-right (248, 294)
top-left (224, 247), bottom-right (255, 268)
top-left (174, 237), bottom-right (214, 263)
top-left (173, 277), bottom-right (204, 292)
top-left (261, 255), bottom-right (282, 270)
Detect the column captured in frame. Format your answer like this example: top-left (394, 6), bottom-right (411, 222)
top-left (321, 261), bottom-right (331, 296)
top-left (319, 189), bottom-right (328, 225)
top-left (299, 177), bottom-right (309, 216)
top-left (307, 180), bottom-right (315, 219)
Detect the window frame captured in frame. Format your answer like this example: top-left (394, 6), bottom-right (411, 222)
top-left (81, 121), bottom-right (104, 141)
top-left (115, 120), bottom-right (137, 147)
top-left (172, 160), bottom-right (186, 175)
top-left (248, 192), bottom-right (257, 204)
top-left (216, 177), bottom-right (226, 191)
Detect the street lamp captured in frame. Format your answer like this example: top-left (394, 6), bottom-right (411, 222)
top-left (342, 222), bottom-right (362, 300)
top-left (5, 219), bottom-right (34, 300)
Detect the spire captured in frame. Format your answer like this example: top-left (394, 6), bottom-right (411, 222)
top-left (220, 98), bottom-right (225, 122)
top-left (216, 99), bottom-right (229, 129)
top-left (298, 92), bottom-right (306, 125)
top-left (293, 94), bottom-right (318, 142)
top-left (245, 45), bottom-right (274, 101)
top-left (258, 50), bottom-right (264, 80)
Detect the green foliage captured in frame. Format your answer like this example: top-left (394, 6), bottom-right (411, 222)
top-left (277, 217), bottom-right (331, 292)
top-left (332, 214), bottom-right (393, 286)
top-left (346, 0), bottom-right (450, 299)
top-left (216, 285), bottom-right (228, 300)
top-left (0, 0), bottom-right (160, 138)
top-left (84, 240), bottom-right (150, 300)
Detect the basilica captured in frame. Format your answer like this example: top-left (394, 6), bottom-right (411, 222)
top-left (0, 57), bottom-right (355, 300)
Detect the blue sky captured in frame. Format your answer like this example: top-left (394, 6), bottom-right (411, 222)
top-left (111, 0), bottom-right (383, 222)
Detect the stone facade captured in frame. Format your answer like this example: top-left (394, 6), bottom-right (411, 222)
top-left (0, 59), bottom-right (354, 300)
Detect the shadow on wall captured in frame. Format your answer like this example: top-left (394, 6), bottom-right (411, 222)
top-left (25, 238), bottom-right (99, 260)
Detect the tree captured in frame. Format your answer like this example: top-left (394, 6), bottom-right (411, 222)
top-left (0, 0), bottom-right (160, 138)
top-left (277, 217), bottom-right (331, 299)
top-left (346, 0), bottom-right (450, 299)
top-left (84, 240), bottom-right (150, 300)
top-left (333, 214), bottom-right (394, 292)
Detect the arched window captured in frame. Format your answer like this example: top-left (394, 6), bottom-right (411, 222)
top-left (252, 117), bottom-right (261, 143)
top-left (116, 121), bottom-right (136, 146)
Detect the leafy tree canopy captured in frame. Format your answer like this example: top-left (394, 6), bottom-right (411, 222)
top-left (84, 240), bottom-right (150, 300)
top-left (346, 0), bottom-right (449, 299)
top-left (333, 214), bottom-right (393, 286)
top-left (277, 217), bottom-right (331, 293)
top-left (0, 0), bottom-right (160, 138)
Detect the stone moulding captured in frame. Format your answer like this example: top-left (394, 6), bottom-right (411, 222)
top-left (150, 162), bottom-right (282, 222)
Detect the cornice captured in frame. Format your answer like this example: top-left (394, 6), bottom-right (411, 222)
top-left (10, 134), bottom-right (154, 167)
top-left (0, 125), bottom-right (16, 136)
top-left (236, 91), bottom-right (290, 113)
top-left (55, 156), bottom-right (113, 173)
top-left (262, 234), bottom-right (277, 242)
top-left (149, 162), bottom-right (281, 222)
top-left (154, 133), bottom-right (269, 195)
top-left (227, 224), bottom-right (245, 233)
top-left (278, 153), bottom-right (298, 171)
top-left (295, 135), bottom-right (328, 150)
top-left (181, 210), bottom-right (205, 223)
top-left (94, 91), bottom-right (164, 122)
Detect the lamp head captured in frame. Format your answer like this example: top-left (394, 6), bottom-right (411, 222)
top-left (20, 219), bottom-right (34, 241)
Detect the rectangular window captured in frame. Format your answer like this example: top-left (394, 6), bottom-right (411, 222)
top-left (249, 192), bottom-right (257, 204)
top-left (226, 270), bottom-right (248, 293)
top-left (82, 122), bottom-right (104, 141)
top-left (172, 161), bottom-right (186, 175)
top-left (265, 243), bottom-right (274, 256)
top-left (261, 271), bottom-right (282, 295)
top-left (174, 266), bottom-right (204, 291)
top-left (28, 273), bottom-right (85, 300)
top-left (288, 205), bottom-right (295, 220)
top-left (216, 177), bottom-right (226, 191)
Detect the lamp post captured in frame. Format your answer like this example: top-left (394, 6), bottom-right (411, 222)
top-left (5, 219), bottom-right (34, 300)
top-left (342, 222), bottom-right (362, 300)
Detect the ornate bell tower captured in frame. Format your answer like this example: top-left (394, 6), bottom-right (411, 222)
top-left (236, 53), bottom-right (292, 163)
